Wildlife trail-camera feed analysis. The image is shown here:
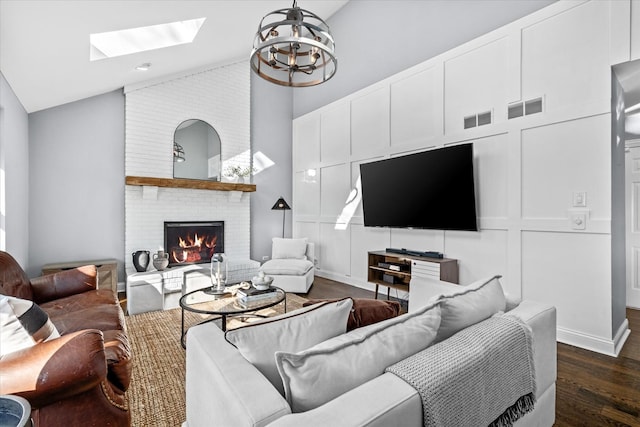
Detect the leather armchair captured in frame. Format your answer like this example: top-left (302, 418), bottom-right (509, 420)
top-left (0, 251), bottom-right (131, 427)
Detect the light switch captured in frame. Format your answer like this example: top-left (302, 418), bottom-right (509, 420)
top-left (573, 192), bottom-right (587, 207)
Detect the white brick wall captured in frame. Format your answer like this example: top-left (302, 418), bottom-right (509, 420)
top-left (124, 61), bottom-right (251, 271)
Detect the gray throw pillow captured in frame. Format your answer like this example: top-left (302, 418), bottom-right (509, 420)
top-left (224, 297), bottom-right (353, 396)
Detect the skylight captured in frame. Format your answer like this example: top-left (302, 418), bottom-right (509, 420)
top-left (90, 17), bottom-right (206, 61)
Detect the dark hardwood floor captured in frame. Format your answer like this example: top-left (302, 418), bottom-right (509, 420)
top-left (305, 276), bottom-right (640, 427)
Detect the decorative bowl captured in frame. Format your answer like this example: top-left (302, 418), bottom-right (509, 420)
top-left (251, 276), bottom-right (273, 290)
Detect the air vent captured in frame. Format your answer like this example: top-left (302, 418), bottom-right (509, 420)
top-left (464, 115), bottom-right (477, 129)
top-left (477, 111), bottom-right (492, 126)
top-left (525, 97), bottom-right (543, 115)
top-left (508, 102), bottom-right (524, 119)
top-left (507, 97), bottom-right (543, 120)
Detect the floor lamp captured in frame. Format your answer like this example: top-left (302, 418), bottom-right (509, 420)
top-left (271, 197), bottom-right (291, 238)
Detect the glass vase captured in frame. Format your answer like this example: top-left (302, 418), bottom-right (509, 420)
top-left (210, 253), bottom-right (227, 293)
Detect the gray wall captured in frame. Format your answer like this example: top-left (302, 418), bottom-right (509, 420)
top-left (250, 73), bottom-right (294, 262)
top-left (28, 90), bottom-right (125, 278)
top-left (0, 72), bottom-right (29, 267)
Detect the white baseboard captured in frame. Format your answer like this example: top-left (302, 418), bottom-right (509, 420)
top-left (557, 318), bottom-right (630, 357)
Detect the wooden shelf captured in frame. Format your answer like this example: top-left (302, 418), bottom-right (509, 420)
top-left (367, 251), bottom-right (459, 300)
top-left (125, 176), bottom-right (256, 192)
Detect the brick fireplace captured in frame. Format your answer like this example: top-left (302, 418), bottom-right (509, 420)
top-left (123, 60), bottom-right (250, 274)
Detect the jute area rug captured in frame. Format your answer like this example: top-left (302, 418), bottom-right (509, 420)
top-left (124, 293), bottom-right (308, 427)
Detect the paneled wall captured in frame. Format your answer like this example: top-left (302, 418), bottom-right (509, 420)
top-left (292, 0), bottom-right (631, 355)
top-left (124, 61), bottom-right (251, 273)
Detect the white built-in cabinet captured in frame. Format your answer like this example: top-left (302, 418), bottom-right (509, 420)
top-left (293, 0), bottom-right (635, 355)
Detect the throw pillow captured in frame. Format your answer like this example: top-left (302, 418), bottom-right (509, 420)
top-left (303, 298), bottom-right (401, 331)
top-left (271, 237), bottom-right (308, 260)
top-left (0, 295), bottom-right (60, 357)
top-left (275, 301), bottom-right (441, 412)
top-left (434, 275), bottom-right (506, 342)
top-left (224, 297), bottom-right (353, 396)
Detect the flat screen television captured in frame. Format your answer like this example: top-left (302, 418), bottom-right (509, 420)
top-left (359, 143), bottom-right (478, 231)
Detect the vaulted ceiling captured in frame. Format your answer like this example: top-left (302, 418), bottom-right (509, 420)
top-left (0, 0), bottom-right (348, 113)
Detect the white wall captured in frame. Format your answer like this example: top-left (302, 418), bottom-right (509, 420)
top-left (293, 0), bottom-right (631, 355)
top-left (0, 72), bottom-right (29, 266)
top-left (28, 89), bottom-right (125, 278)
top-left (124, 61), bottom-right (251, 272)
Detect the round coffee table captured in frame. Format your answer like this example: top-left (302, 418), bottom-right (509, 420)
top-left (179, 285), bottom-right (286, 348)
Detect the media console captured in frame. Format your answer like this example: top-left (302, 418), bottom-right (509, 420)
top-left (367, 250), bottom-right (459, 300)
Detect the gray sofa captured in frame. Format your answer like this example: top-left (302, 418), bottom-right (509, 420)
top-left (183, 275), bottom-right (556, 427)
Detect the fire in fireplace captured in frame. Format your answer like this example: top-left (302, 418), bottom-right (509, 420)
top-left (164, 221), bottom-right (224, 267)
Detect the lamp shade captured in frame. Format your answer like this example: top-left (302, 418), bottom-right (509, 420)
top-left (272, 197), bottom-right (291, 210)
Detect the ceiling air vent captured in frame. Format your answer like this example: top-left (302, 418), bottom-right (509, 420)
top-left (525, 97), bottom-right (543, 115)
top-left (508, 102), bottom-right (524, 119)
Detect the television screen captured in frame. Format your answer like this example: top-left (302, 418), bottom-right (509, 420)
top-left (359, 143), bottom-right (478, 231)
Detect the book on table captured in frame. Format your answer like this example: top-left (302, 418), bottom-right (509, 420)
top-left (238, 291), bottom-right (279, 305)
top-left (236, 286), bottom-right (278, 299)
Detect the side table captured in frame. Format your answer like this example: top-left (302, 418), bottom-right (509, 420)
top-left (42, 259), bottom-right (118, 293)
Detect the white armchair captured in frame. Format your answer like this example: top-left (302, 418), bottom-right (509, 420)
top-left (260, 238), bottom-right (315, 293)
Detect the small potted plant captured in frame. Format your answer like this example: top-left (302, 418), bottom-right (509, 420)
top-left (223, 165), bottom-right (254, 183)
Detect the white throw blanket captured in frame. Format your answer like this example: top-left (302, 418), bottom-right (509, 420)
top-left (385, 314), bottom-right (536, 427)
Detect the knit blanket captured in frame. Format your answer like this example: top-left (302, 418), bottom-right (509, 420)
top-left (385, 314), bottom-right (536, 427)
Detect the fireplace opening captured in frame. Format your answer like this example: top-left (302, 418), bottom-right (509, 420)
top-left (164, 221), bottom-right (224, 267)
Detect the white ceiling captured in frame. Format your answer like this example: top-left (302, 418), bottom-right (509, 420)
top-left (0, 0), bottom-right (348, 113)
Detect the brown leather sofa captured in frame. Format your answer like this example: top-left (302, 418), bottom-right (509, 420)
top-left (0, 251), bottom-right (132, 426)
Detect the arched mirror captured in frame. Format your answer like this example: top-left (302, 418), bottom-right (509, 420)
top-left (173, 119), bottom-right (221, 181)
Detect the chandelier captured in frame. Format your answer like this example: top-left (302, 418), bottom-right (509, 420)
top-left (250, 0), bottom-right (337, 87)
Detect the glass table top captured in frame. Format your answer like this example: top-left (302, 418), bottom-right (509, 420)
top-left (180, 284), bottom-right (286, 315)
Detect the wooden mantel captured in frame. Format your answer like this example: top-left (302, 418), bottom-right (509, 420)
top-left (125, 176), bottom-right (256, 192)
